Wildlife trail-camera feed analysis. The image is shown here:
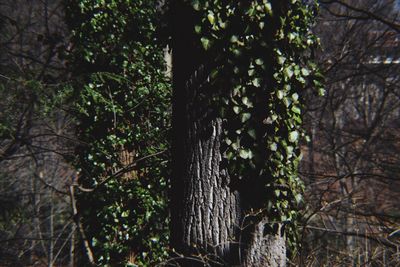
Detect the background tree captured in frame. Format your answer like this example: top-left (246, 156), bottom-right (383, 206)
top-left (300, 0), bottom-right (400, 265)
top-left (0, 1), bottom-right (76, 266)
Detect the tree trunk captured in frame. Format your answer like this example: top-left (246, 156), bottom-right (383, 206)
top-left (170, 2), bottom-right (286, 266)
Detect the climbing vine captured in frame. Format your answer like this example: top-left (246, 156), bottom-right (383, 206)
top-left (182, 0), bottom-right (323, 248)
top-left (66, 0), bottom-right (170, 266)
top-left (66, 0), bottom-right (321, 264)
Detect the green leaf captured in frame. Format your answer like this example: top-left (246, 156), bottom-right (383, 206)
top-left (294, 67), bottom-right (300, 76)
top-left (232, 48), bottom-right (241, 56)
top-left (295, 193), bottom-right (303, 204)
top-left (241, 112), bottom-right (251, 123)
top-left (283, 97), bottom-right (291, 107)
top-left (230, 35), bottom-right (238, 43)
top-left (301, 67), bottom-right (310, 76)
top-left (239, 149), bottom-right (247, 159)
top-left (289, 131), bottom-right (298, 143)
top-left (277, 90), bottom-right (284, 99)
top-left (194, 25), bottom-right (201, 33)
top-left (246, 6), bottom-right (256, 16)
top-left (274, 189), bottom-right (281, 197)
top-left (226, 151), bottom-right (234, 160)
top-left (284, 67), bottom-right (293, 79)
top-left (264, 3), bottom-right (272, 14)
top-left (247, 129), bottom-right (256, 139)
top-left (233, 85), bottom-right (242, 96)
top-left (239, 149), bottom-right (253, 159)
top-left (225, 138), bottom-right (232, 145)
top-left (277, 56), bottom-right (286, 65)
top-left (210, 68), bottom-right (219, 79)
top-left (252, 78), bottom-right (261, 87)
top-left (291, 106), bottom-right (301, 114)
top-left (207, 12), bottom-right (215, 25)
top-left (242, 96), bottom-right (253, 108)
top-left (270, 142), bottom-right (278, 151)
top-left (286, 145), bottom-right (294, 157)
top-left (201, 37), bottom-right (211, 50)
top-left (192, 0), bottom-right (200, 10)
top-left (231, 142), bottom-right (239, 150)
top-left (255, 58), bottom-right (264, 65)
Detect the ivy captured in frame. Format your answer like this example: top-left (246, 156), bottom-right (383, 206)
top-left (66, 0), bottom-right (170, 266)
top-left (183, 0), bottom-right (323, 249)
top-left (66, 0), bottom-right (322, 264)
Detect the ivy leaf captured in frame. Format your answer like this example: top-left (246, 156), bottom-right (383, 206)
top-left (255, 58), bottom-right (264, 65)
top-left (239, 149), bottom-right (247, 159)
top-left (264, 3), bottom-right (272, 15)
top-left (242, 96), bottom-right (253, 108)
top-left (225, 138), bottom-right (232, 145)
top-left (231, 142), bottom-right (239, 150)
top-left (248, 69), bottom-right (255, 77)
top-left (294, 67), bottom-right (300, 76)
top-left (252, 78), bottom-right (261, 87)
top-left (210, 68), bottom-right (219, 79)
top-left (233, 48), bottom-right (241, 56)
top-left (283, 97), bottom-right (292, 107)
top-left (286, 145), bottom-right (294, 158)
top-left (233, 85), bottom-right (242, 96)
top-left (277, 56), bottom-right (286, 65)
top-left (230, 35), bottom-right (238, 43)
top-left (291, 106), bottom-right (301, 114)
top-left (246, 6), bottom-right (256, 17)
top-left (207, 12), bottom-right (215, 25)
top-left (226, 151), bottom-right (234, 160)
top-left (284, 67), bottom-right (293, 79)
top-left (192, 0), bottom-right (200, 10)
top-left (247, 129), bottom-right (256, 139)
top-left (295, 193), bottom-right (303, 204)
top-left (277, 90), bottom-right (284, 99)
top-left (289, 131), bottom-right (298, 143)
top-left (241, 112), bottom-right (251, 123)
top-left (274, 189), bottom-right (281, 197)
top-left (201, 37), bottom-right (211, 50)
top-left (301, 67), bottom-right (310, 76)
top-left (194, 25), bottom-right (201, 33)
top-left (239, 149), bottom-right (253, 159)
top-left (270, 142), bottom-right (278, 151)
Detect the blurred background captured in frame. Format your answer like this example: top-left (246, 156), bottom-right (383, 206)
top-left (301, 0), bottom-right (400, 266)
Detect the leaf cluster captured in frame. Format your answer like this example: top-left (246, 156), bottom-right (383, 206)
top-left (66, 0), bottom-right (171, 265)
top-left (186, 0), bottom-right (323, 248)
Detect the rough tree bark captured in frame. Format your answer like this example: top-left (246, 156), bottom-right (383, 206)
top-left (170, 1), bottom-right (286, 266)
